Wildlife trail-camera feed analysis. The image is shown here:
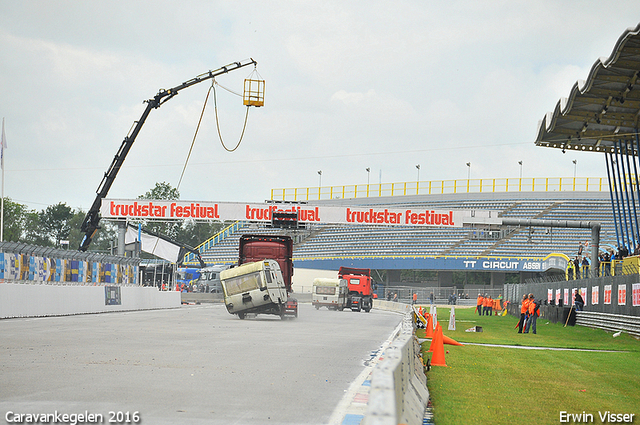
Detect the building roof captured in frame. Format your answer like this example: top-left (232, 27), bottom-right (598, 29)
top-left (535, 23), bottom-right (640, 154)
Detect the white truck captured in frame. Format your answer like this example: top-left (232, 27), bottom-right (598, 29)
top-left (220, 259), bottom-right (290, 319)
top-left (312, 278), bottom-right (348, 310)
top-left (195, 264), bottom-right (229, 293)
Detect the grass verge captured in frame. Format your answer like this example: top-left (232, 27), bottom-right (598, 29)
top-left (417, 306), bottom-right (640, 425)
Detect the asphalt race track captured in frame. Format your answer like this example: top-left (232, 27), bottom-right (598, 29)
top-left (0, 303), bottom-right (403, 425)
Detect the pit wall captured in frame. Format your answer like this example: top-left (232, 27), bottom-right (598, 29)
top-left (0, 283), bottom-right (180, 319)
top-left (364, 300), bottom-right (428, 425)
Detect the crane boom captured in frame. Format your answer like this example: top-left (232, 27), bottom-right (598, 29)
top-left (79, 59), bottom-right (257, 251)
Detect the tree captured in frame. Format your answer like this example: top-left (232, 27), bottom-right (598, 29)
top-left (177, 219), bottom-right (226, 248)
top-left (139, 181), bottom-right (180, 201)
top-left (39, 202), bottom-right (73, 247)
top-left (136, 182), bottom-right (181, 239)
top-left (1, 198), bottom-right (28, 241)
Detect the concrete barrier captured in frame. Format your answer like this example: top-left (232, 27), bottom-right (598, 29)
top-left (0, 283), bottom-right (180, 318)
top-left (364, 302), bottom-right (429, 425)
top-left (373, 299), bottom-right (412, 314)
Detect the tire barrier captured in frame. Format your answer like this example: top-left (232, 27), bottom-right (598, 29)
top-left (364, 302), bottom-right (429, 425)
top-left (576, 311), bottom-right (640, 337)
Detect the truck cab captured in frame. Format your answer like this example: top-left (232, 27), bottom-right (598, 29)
top-left (238, 234), bottom-right (298, 318)
top-left (338, 267), bottom-right (373, 313)
top-left (195, 264), bottom-right (229, 293)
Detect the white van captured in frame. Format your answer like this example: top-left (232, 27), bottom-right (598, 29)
top-left (220, 259), bottom-right (289, 319)
top-left (312, 278), bottom-right (348, 310)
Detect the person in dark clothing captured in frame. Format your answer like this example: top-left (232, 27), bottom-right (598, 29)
top-left (574, 289), bottom-right (585, 311)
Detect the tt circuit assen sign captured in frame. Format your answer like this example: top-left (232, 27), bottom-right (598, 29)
top-left (99, 199), bottom-right (496, 227)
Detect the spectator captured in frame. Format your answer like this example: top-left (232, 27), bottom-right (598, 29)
top-left (581, 256), bottom-right (590, 278)
top-left (574, 289), bottom-right (585, 311)
top-left (524, 294), bottom-right (540, 334)
top-left (518, 294), bottom-right (529, 334)
top-left (476, 294), bottom-right (484, 316)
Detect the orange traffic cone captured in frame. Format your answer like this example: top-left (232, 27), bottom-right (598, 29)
top-left (442, 334), bottom-right (464, 346)
top-left (428, 329), bottom-right (436, 352)
top-left (430, 324), bottom-right (447, 367)
top-left (428, 321), bottom-right (443, 352)
top-left (425, 314), bottom-right (434, 338)
top-left (425, 315), bottom-right (434, 338)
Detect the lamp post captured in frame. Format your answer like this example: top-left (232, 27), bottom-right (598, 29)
top-left (318, 170), bottom-right (322, 187)
top-left (366, 167), bottom-right (370, 185)
top-left (416, 164), bottom-right (420, 182)
top-left (572, 159), bottom-right (577, 178)
top-left (518, 161), bottom-right (523, 179)
top-left (466, 162), bottom-right (471, 180)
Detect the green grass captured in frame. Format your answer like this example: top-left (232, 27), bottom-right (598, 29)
top-left (417, 306), bottom-right (640, 425)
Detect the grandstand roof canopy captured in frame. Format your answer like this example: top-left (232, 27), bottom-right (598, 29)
top-left (535, 23), bottom-right (640, 154)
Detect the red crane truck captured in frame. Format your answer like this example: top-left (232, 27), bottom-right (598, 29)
top-left (339, 266), bottom-right (373, 312)
top-left (237, 234), bottom-right (298, 318)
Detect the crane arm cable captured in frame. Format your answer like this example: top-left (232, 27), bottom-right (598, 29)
top-left (177, 79), bottom-right (250, 189)
top-left (177, 85), bottom-right (212, 190)
top-left (213, 80), bottom-right (250, 152)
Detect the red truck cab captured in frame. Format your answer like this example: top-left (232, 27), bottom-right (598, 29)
top-left (239, 234), bottom-right (298, 318)
top-left (338, 267), bottom-right (373, 312)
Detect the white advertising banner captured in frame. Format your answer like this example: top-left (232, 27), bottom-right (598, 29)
top-left (100, 199), bottom-right (478, 228)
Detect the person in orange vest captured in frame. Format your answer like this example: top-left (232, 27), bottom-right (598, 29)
top-left (518, 294), bottom-right (530, 333)
top-left (493, 297), bottom-right (501, 315)
top-left (525, 294), bottom-right (540, 334)
top-left (476, 294), bottom-right (484, 316)
top-left (412, 292), bottom-right (417, 305)
top-left (483, 295), bottom-right (493, 316)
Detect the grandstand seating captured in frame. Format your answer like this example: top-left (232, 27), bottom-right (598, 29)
top-left (193, 191), bottom-right (619, 265)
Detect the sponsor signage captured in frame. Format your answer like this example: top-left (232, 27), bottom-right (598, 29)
top-left (101, 199), bottom-right (476, 228)
top-left (296, 254), bottom-right (567, 273)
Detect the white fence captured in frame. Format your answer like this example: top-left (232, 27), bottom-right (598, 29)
top-left (0, 283), bottom-right (180, 319)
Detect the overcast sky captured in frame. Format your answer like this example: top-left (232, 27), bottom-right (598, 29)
top-left (1, 1), bottom-right (640, 212)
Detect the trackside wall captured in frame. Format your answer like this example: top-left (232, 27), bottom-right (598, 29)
top-left (363, 300), bottom-right (428, 425)
top-left (0, 283), bottom-right (180, 319)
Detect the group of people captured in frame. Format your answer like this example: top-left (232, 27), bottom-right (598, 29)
top-left (517, 293), bottom-right (541, 334)
top-left (567, 256), bottom-right (590, 280)
top-left (567, 244), bottom-right (640, 279)
top-left (475, 294), bottom-right (502, 316)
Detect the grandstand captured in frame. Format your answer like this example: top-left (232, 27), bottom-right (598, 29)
top-left (186, 183), bottom-right (616, 287)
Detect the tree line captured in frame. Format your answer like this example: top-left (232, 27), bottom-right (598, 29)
top-left (1, 182), bottom-right (225, 255)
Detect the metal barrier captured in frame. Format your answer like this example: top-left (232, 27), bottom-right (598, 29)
top-left (271, 176), bottom-right (607, 201)
top-left (364, 301), bottom-right (428, 425)
top-left (576, 311), bottom-right (640, 337)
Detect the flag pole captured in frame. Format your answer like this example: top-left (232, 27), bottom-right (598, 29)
top-left (1, 117), bottom-right (5, 242)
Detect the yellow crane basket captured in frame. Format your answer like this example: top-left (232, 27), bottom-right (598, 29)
top-left (243, 78), bottom-right (265, 107)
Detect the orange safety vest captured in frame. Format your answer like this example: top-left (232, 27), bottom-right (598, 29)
top-left (477, 296), bottom-right (484, 306)
top-left (484, 298), bottom-right (492, 307)
top-left (494, 299), bottom-right (501, 310)
top-left (528, 299), bottom-right (539, 316)
top-left (521, 298), bottom-right (530, 314)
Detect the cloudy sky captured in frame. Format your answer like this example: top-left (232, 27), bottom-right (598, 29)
top-left (1, 1), bottom-right (640, 212)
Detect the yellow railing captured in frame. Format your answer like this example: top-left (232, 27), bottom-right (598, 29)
top-left (271, 177), bottom-right (608, 201)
